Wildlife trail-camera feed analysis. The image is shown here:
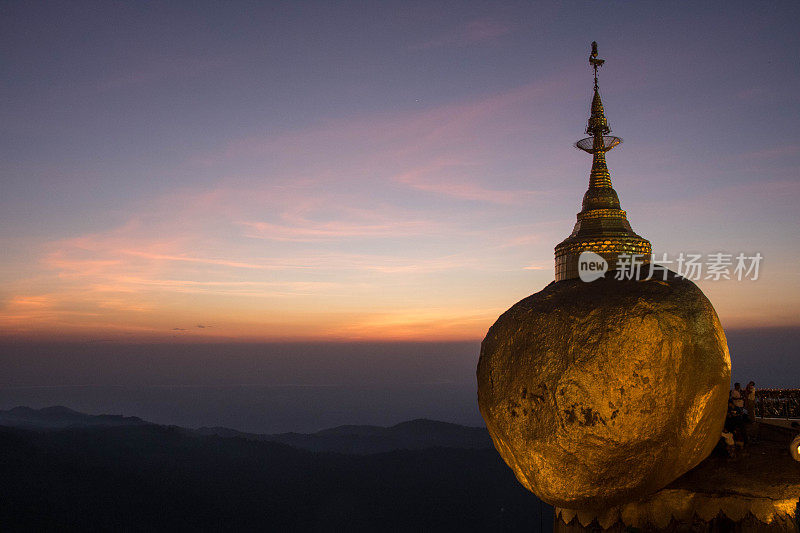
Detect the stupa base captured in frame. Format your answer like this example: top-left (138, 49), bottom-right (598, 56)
top-left (555, 495), bottom-right (797, 532)
top-left (553, 422), bottom-right (799, 531)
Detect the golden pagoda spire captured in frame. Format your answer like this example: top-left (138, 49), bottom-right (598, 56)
top-left (553, 42), bottom-right (651, 281)
top-left (585, 90), bottom-right (616, 194)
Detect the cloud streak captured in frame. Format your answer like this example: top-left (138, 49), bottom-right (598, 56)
top-left (394, 160), bottom-right (538, 205)
top-left (409, 18), bottom-right (512, 50)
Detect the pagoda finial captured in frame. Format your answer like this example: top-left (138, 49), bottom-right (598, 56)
top-left (578, 42), bottom-right (616, 151)
top-left (589, 41), bottom-right (604, 91)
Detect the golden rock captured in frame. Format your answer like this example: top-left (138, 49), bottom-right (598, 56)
top-left (477, 271), bottom-right (731, 509)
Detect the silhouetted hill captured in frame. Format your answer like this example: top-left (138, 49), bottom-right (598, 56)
top-left (0, 422), bottom-right (551, 532)
top-left (199, 418), bottom-right (492, 454)
top-left (0, 405), bottom-right (148, 429)
top-left (1, 407), bottom-right (492, 454)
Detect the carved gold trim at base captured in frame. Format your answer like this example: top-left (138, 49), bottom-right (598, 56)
top-left (556, 491), bottom-right (799, 531)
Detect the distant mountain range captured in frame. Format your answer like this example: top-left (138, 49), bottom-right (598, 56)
top-left (0, 405), bottom-right (149, 429)
top-left (0, 407), bottom-right (550, 531)
top-left (0, 406), bottom-right (492, 454)
top-left (198, 418), bottom-right (493, 454)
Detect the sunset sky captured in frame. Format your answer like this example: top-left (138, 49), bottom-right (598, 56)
top-left (2, 1), bottom-right (799, 342)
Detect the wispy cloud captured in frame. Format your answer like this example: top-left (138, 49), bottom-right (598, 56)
top-left (523, 261), bottom-right (551, 271)
top-left (118, 250), bottom-right (273, 270)
top-left (191, 75), bottom-right (567, 177)
top-left (99, 54), bottom-right (230, 90)
top-left (335, 307), bottom-right (505, 341)
top-left (394, 160), bottom-right (538, 205)
top-left (740, 144), bottom-right (800, 161)
top-left (236, 198), bottom-right (438, 243)
top-left (409, 18), bottom-right (512, 50)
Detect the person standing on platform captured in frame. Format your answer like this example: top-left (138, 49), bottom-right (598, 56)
top-left (745, 381), bottom-right (758, 443)
top-left (731, 382), bottom-right (744, 409)
top-left (745, 381), bottom-right (756, 421)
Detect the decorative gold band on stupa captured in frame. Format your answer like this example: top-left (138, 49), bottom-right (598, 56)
top-left (554, 42), bottom-right (651, 281)
top-left (588, 88), bottom-right (609, 134)
top-left (589, 148), bottom-right (613, 189)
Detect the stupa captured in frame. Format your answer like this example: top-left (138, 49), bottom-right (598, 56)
top-left (554, 41), bottom-right (651, 282)
top-left (477, 43), bottom-right (731, 511)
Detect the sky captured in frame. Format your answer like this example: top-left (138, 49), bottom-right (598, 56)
top-left (1, 1), bottom-right (799, 343)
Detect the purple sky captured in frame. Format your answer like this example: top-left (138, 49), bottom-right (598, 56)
top-left (1, 1), bottom-right (799, 341)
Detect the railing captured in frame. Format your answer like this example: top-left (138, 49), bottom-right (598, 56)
top-left (755, 389), bottom-right (800, 419)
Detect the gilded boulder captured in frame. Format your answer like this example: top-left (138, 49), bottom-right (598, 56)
top-left (477, 271), bottom-right (730, 509)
